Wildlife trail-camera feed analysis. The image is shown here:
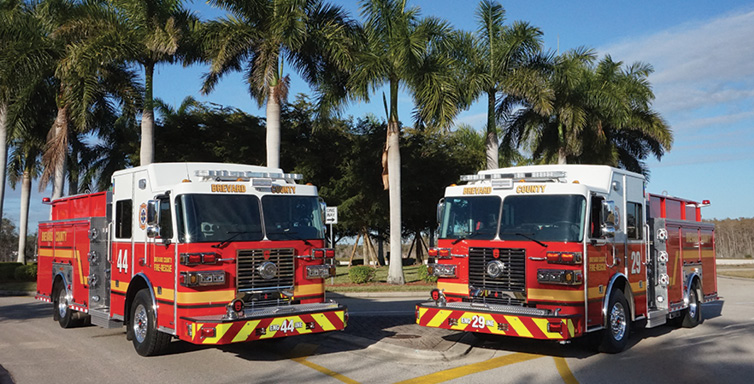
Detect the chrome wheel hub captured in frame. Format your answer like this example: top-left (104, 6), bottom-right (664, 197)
top-left (57, 289), bottom-right (68, 318)
top-left (610, 301), bottom-right (627, 341)
top-left (133, 304), bottom-right (148, 343)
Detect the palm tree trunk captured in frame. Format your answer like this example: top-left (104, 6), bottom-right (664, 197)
top-left (266, 87), bottom-right (281, 169)
top-left (0, 103), bottom-right (7, 232)
top-left (386, 78), bottom-right (405, 284)
top-left (140, 64), bottom-right (155, 166)
top-left (16, 171), bottom-right (31, 264)
top-left (51, 106), bottom-right (68, 200)
top-left (485, 91), bottom-right (499, 169)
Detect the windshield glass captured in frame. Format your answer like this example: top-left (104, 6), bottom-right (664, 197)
top-left (439, 196), bottom-right (501, 240)
top-left (262, 195), bottom-right (325, 240)
top-left (500, 195), bottom-right (586, 242)
top-left (176, 194), bottom-right (264, 243)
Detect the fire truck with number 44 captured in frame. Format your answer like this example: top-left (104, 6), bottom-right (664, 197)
top-left (36, 163), bottom-right (346, 356)
top-left (417, 165), bottom-right (718, 352)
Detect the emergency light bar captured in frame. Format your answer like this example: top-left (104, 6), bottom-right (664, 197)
top-left (460, 171), bottom-right (566, 183)
top-left (195, 170), bottom-right (303, 182)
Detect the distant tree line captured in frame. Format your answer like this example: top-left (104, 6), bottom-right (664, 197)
top-left (710, 218), bottom-right (754, 259)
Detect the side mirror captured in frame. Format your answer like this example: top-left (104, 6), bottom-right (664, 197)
top-left (319, 198), bottom-right (327, 225)
top-left (146, 226), bottom-right (160, 239)
top-left (146, 200), bottom-right (160, 226)
top-left (601, 200), bottom-right (617, 238)
top-left (436, 198), bottom-right (445, 226)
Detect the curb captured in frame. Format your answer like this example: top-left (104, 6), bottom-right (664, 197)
top-left (329, 331), bottom-right (477, 361)
top-left (0, 291), bottom-right (34, 297)
top-left (327, 291), bottom-right (430, 299)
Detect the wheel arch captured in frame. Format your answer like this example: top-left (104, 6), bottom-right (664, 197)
top-left (685, 272), bottom-right (703, 304)
top-left (602, 273), bottom-right (632, 326)
top-left (124, 273), bottom-right (157, 325)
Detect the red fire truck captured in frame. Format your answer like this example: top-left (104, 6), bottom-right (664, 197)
top-left (417, 165), bottom-right (718, 352)
top-left (36, 163), bottom-right (346, 356)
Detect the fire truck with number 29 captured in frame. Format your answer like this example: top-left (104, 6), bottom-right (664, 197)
top-left (36, 163), bottom-right (346, 356)
top-left (417, 164), bottom-right (718, 352)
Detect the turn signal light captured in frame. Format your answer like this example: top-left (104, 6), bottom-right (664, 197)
top-left (437, 249), bottom-right (451, 259)
top-left (313, 249), bottom-right (325, 258)
top-left (545, 251), bottom-right (582, 264)
top-left (325, 249), bottom-right (335, 258)
top-left (428, 249), bottom-right (438, 257)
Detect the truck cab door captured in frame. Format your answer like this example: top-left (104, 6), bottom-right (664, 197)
top-left (146, 196), bottom-right (176, 331)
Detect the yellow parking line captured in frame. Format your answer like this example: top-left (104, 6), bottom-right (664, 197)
top-left (554, 357), bottom-right (579, 384)
top-left (289, 343), bottom-right (360, 384)
top-left (395, 353), bottom-right (543, 384)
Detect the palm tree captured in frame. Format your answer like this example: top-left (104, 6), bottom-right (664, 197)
top-left (456, 0), bottom-right (549, 170)
top-left (347, 0), bottom-right (460, 284)
top-left (35, 0), bottom-right (143, 199)
top-left (576, 56), bottom-right (672, 175)
top-left (202, 0), bottom-right (358, 169)
top-left (506, 47), bottom-right (595, 164)
top-left (0, 0), bottom-right (54, 230)
top-left (506, 49), bottom-right (672, 174)
top-left (8, 79), bottom-right (54, 264)
top-left (99, 0), bottom-right (199, 166)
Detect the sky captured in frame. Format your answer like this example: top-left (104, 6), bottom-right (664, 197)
top-left (3, 0), bottom-right (754, 236)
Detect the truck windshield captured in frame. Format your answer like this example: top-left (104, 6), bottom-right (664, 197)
top-left (262, 195), bottom-right (325, 240)
top-left (439, 196), bottom-right (501, 240)
top-left (176, 194), bottom-right (264, 243)
top-left (176, 194), bottom-right (326, 243)
top-left (500, 195), bottom-right (586, 243)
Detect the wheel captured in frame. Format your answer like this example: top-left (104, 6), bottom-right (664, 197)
top-left (599, 289), bottom-right (631, 353)
top-left (53, 283), bottom-right (75, 328)
top-left (681, 283), bottom-right (703, 328)
top-left (131, 289), bottom-right (171, 356)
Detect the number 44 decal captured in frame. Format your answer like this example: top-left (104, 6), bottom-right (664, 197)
top-left (630, 251), bottom-right (642, 275)
top-left (117, 249), bottom-right (129, 273)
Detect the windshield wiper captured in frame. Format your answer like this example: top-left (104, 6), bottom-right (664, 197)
top-left (451, 231), bottom-right (492, 245)
top-left (267, 230), bottom-right (314, 246)
top-left (500, 232), bottom-right (548, 248)
top-left (212, 231), bottom-right (260, 249)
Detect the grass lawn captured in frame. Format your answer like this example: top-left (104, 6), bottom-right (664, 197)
top-left (0, 281), bottom-right (36, 292)
top-left (325, 264), bottom-right (435, 293)
top-left (718, 269), bottom-right (754, 279)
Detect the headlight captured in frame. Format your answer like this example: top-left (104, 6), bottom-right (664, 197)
top-left (537, 269), bottom-right (582, 285)
top-left (429, 263), bottom-right (457, 278)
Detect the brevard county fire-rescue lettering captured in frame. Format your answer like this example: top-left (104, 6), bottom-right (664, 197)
top-left (463, 187), bottom-right (492, 195)
top-left (211, 184), bottom-right (246, 193)
top-left (39, 231), bottom-right (67, 242)
top-left (516, 185), bottom-right (546, 194)
top-left (272, 186), bottom-right (296, 194)
top-left (153, 256), bottom-right (173, 273)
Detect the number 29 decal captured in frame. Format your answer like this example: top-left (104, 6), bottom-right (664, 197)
top-left (630, 251), bottom-right (642, 275)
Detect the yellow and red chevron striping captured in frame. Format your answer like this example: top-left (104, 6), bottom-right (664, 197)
top-left (416, 306), bottom-right (577, 340)
top-left (189, 310), bottom-right (346, 345)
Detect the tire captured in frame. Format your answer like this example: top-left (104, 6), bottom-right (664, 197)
top-left (131, 289), bottom-right (171, 356)
top-left (53, 283), bottom-right (75, 329)
top-left (681, 283), bottom-right (703, 328)
top-left (599, 289), bottom-right (631, 353)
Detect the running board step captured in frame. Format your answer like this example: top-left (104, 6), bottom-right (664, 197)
top-left (646, 309), bottom-right (668, 328)
top-left (89, 308), bottom-right (122, 329)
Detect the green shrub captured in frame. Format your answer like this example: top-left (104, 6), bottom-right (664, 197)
top-left (14, 263), bottom-right (37, 281)
top-left (417, 264), bottom-right (438, 283)
top-left (348, 266), bottom-right (375, 284)
top-left (0, 262), bottom-right (23, 282)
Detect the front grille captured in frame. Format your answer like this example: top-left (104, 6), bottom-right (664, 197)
top-left (237, 248), bottom-right (295, 294)
top-left (468, 247), bottom-right (526, 305)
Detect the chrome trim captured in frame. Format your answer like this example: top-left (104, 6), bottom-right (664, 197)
top-left (602, 272), bottom-right (628, 327)
top-left (133, 272), bottom-right (159, 314)
top-left (426, 301), bottom-right (553, 317)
